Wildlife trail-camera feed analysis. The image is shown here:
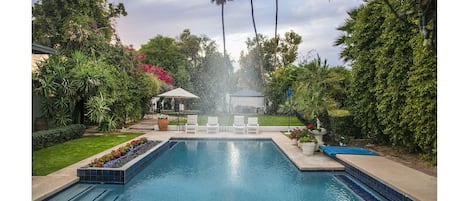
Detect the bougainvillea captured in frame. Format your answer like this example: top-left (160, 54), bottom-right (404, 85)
top-left (139, 63), bottom-right (173, 85)
top-left (124, 50), bottom-right (173, 85)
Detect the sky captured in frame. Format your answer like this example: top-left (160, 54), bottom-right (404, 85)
top-left (109, 0), bottom-right (364, 70)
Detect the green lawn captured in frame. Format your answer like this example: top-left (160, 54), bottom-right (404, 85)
top-left (169, 115), bottom-right (303, 126)
top-left (32, 133), bottom-right (142, 176)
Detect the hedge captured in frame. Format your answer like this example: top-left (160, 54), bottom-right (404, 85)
top-left (32, 124), bottom-right (86, 151)
top-left (328, 110), bottom-right (362, 140)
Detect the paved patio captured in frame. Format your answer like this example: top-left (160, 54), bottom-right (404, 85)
top-left (32, 123), bottom-right (437, 201)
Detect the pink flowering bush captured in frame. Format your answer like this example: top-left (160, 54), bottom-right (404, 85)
top-left (138, 63), bottom-right (173, 85)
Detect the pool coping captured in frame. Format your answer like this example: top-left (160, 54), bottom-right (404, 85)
top-left (336, 154), bottom-right (437, 201)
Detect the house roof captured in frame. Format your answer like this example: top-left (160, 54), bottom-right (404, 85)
top-left (230, 89), bottom-right (263, 97)
top-left (32, 43), bottom-right (56, 54)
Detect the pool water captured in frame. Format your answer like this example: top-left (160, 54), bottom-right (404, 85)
top-left (47, 139), bottom-right (385, 201)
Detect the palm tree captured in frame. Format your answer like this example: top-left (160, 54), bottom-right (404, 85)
top-left (211, 0), bottom-right (233, 57)
top-left (274, 0), bottom-right (279, 68)
top-left (293, 55), bottom-right (332, 136)
top-left (250, 0), bottom-right (258, 40)
top-left (249, 0), bottom-right (265, 85)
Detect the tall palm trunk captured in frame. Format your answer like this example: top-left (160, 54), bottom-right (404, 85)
top-left (274, 0), bottom-right (279, 68)
top-left (250, 0), bottom-right (258, 40)
top-left (250, 0), bottom-right (264, 85)
top-left (221, 3), bottom-right (226, 57)
top-left (212, 0), bottom-right (231, 57)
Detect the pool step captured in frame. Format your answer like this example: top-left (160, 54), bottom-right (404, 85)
top-left (45, 184), bottom-right (123, 201)
top-left (46, 184), bottom-right (95, 201)
top-left (70, 188), bottom-right (109, 201)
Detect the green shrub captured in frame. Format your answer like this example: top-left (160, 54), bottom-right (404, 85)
top-left (32, 124), bottom-right (86, 151)
top-left (329, 110), bottom-right (362, 140)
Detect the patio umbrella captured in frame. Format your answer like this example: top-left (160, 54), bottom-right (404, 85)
top-left (157, 87), bottom-right (199, 131)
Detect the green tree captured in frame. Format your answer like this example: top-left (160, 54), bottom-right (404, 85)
top-left (195, 41), bottom-right (233, 113)
top-left (138, 35), bottom-right (188, 88)
top-left (32, 0), bottom-right (127, 56)
top-left (238, 31), bottom-right (302, 93)
top-left (264, 65), bottom-right (297, 114)
top-left (237, 35), bottom-right (266, 91)
top-left (279, 31), bottom-right (302, 67)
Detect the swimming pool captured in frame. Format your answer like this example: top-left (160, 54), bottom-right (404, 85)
top-left (46, 139), bottom-right (385, 201)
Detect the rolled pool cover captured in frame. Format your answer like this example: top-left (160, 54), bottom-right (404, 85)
top-left (319, 145), bottom-right (379, 156)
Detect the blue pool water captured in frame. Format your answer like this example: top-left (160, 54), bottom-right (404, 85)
top-left (47, 139), bottom-right (385, 201)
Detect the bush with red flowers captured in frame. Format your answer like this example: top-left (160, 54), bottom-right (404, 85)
top-left (89, 137), bottom-right (149, 168)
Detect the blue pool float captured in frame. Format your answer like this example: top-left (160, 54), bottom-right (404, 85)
top-left (319, 145), bottom-right (379, 157)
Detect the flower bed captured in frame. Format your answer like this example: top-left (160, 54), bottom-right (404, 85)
top-left (78, 137), bottom-right (167, 184)
top-left (88, 137), bottom-right (160, 168)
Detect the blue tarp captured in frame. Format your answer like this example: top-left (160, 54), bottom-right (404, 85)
top-left (319, 145), bottom-right (379, 157)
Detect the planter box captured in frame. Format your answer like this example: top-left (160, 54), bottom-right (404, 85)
top-left (77, 140), bottom-right (175, 184)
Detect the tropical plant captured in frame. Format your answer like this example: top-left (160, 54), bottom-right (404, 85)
top-left (298, 130), bottom-right (317, 143)
top-left (86, 92), bottom-right (111, 125)
top-left (293, 55), bottom-right (330, 127)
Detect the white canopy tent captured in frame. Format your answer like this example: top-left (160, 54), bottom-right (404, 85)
top-left (157, 88), bottom-right (199, 131)
top-left (157, 87), bottom-right (199, 99)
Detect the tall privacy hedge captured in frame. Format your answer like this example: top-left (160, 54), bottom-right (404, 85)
top-left (336, 0), bottom-right (437, 164)
top-left (328, 110), bottom-right (362, 140)
top-left (32, 124), bottom-right (86, 151)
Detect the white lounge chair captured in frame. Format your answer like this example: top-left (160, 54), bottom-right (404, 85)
top-left (206, 116), bottom-right (219, 133)
top-left (246, 117), bottom-right (260, 134)
top-left (185, 115), bottom-right (198, 134)
top-left (233, 115), bottom-right (246, 134)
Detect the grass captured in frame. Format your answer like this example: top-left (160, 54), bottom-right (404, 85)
top-left (32, 133), bottom-right (142, 176)
top-left (169, 114), bottom-right (304, 126)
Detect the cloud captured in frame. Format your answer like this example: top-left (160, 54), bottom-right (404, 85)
top-left (112, 0), bottom-right (363, 67)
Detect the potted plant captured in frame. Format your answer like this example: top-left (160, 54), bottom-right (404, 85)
top-left (286, 128), bottom-right (302, 145)
top-left (298, 131), bottom-right (318, 156)
top-left (157, 114), bottom-right (169, 131)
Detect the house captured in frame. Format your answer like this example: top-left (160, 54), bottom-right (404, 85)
top-left (229, 89), bottom-right (265, 114)
top-left (32, 43), bottom-right (56, 131)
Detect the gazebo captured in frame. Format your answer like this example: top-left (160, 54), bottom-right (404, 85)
top-left (229, 89), bottom-right (265, 114)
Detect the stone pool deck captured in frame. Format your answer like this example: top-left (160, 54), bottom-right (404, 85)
top-left (32, 129), bottom-right (437, 201)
